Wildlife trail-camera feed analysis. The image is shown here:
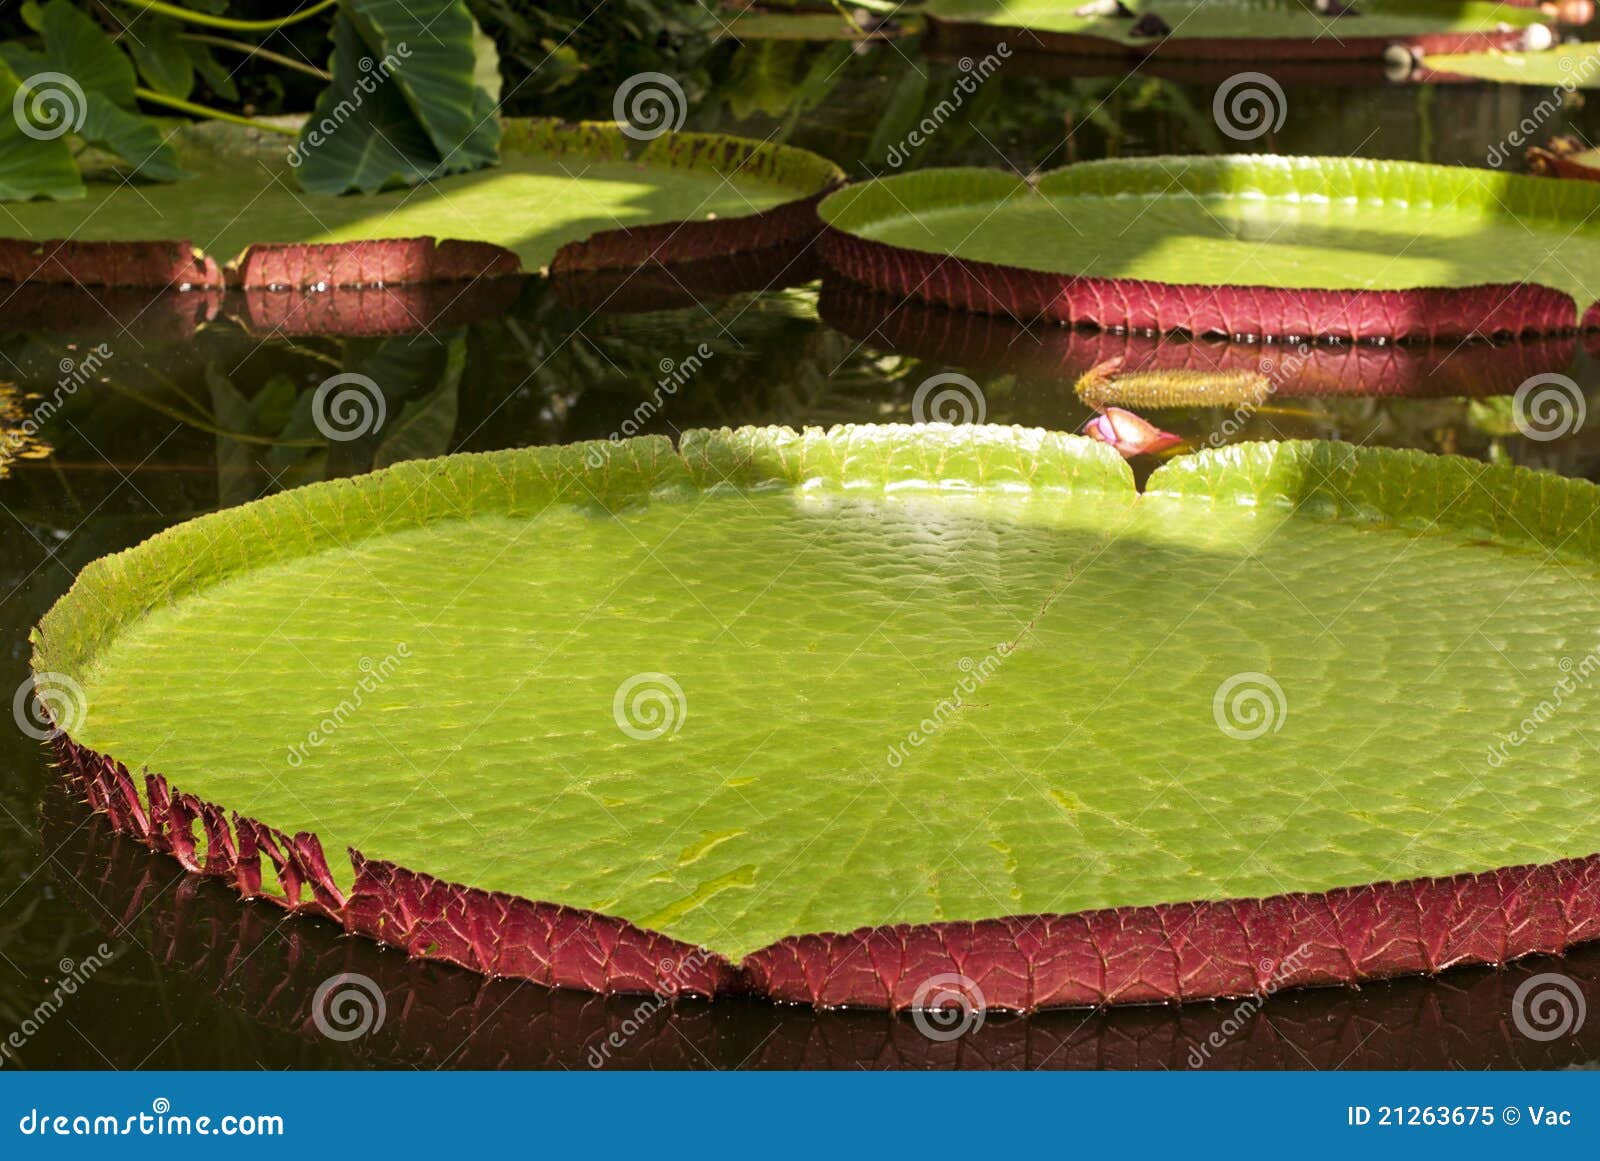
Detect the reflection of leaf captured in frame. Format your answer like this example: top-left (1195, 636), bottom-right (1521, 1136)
top-left (294, 1), bottom-right (498, 195)
top-left (373, 337), bottom-right (465, 467)
top-left (204, 362), bottom-right (263, 510)
top-left (0, 61), bottom-right (83, 201)
top-left (375, 379), bottom-right (460, 467)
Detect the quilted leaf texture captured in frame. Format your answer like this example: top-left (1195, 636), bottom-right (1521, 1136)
top-left (818, 156), bottom-right (1600, 340)
top-left (34, 426), bottom-right (1600, 1009)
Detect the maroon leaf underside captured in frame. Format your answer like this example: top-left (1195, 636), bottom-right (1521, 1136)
top-left (234, 277), bottom-right (528, 338)
top-left (0, 283), bottom-right (224, 341)
top-left (819, 283), bottom-right (1577, 399)
top-left (820, 230), bottom-right (1582, 342)
top-left (45, 791), bottom-right (1600, 1069)
top-left (925, 17), bottom-right (1529, 61)
top-left (55, 733), bottom-right (1600, 1012)
top-left (547, 190), bottom-right (834, 275)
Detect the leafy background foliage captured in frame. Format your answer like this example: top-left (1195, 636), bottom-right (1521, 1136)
top-left (0, 0), bottom-right (502, 199)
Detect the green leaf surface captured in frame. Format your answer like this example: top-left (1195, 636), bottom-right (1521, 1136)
top-left (923, 0), bottom-right (1542, 42)
top-left (126, 16), bottom-right (195, 100)
top-left (0, 60), bottom-right (85, 201)
top-left (35, 427), bottom-right (1600, 958)
top-left (40, 0), bottom-right (136, 107)
top-left (819, 156), bottom-right (1600, 303)
top-left (0, 117), bottom-right (842, 265)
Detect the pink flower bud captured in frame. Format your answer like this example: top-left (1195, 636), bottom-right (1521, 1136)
top-left (1081, 407), bottom-right (1183, 458)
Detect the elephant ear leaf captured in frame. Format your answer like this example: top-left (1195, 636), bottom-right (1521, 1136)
top-left (0, 60), bottom-right (85, 201)
top-left (126, 16), bottom-right (195, 100)
top-left (293, 0), bottom-right (499, 195)
top-left (18, 0), bottom-right (186, 182)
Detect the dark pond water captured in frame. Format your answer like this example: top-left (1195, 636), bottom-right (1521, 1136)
top-left (6, 35), bottom-right (1600, 1069)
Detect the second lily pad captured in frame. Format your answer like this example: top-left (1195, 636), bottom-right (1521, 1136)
top-left (819, 156), bottom-right (1600, 340)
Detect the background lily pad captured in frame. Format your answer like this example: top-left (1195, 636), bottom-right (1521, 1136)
top-left (819, 156), bottom-right (1600, 339)
top-left (924, 0), bottom-right (1542, 57)
top-left (0, 117), bottom-right (843, 274)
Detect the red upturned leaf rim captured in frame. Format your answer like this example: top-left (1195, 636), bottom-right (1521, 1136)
top-left (0, 120), bottom-right (845, 292)
top-left (818, 156), bottom-right (1600, 341)
top-left (43, 786), bottom-right (1600, 1070)
top-left (33, 429), bottom-right (1600, 1011)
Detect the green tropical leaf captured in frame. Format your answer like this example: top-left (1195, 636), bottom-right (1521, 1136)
top-left (40, 0), bottom-right (135, 107)
top-left (0, 60), bottom-right (84, 202)
top-left (184, 42), bottom-right (238, 102)
top-left (293, 0), bottom-right (498, 195)
top-left (126, 16), bottom-right (195, 100)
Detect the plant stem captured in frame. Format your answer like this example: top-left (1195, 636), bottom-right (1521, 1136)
top-left (134, 87), bottom-right (299, 135)
top-left (109, 0), bottom-right (338, 33)
top-left (180, 32), bottom-right (332, 81)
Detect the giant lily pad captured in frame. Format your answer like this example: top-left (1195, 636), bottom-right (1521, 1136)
top-left (819, 156), bottom-right (1600, 341)
top-left (924, 0), bottom-right (1544, 60)
top-left (0, 119), bottom-right (843, 289)
top-left (35, 426), bottom-right (1600, 1009)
